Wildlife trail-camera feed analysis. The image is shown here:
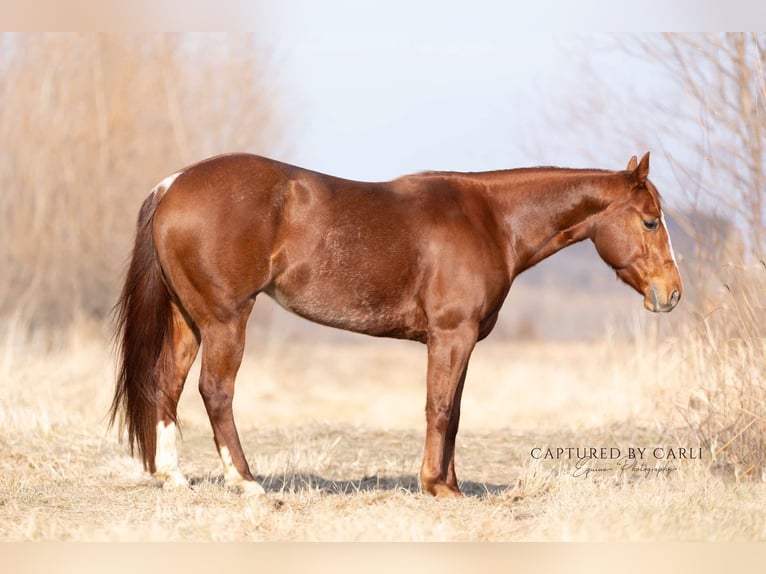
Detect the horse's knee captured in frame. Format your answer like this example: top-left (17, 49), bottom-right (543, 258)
top-left (425, 404), bottom-right (451, 434)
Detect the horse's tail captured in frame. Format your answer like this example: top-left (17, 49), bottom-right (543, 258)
top-left (109, 190), bottom-right (174, 473)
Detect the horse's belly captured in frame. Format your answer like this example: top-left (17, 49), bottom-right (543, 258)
top-left (266, 280), bottom-right (427, 341)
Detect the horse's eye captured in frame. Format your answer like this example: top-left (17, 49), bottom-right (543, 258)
top-left (643, 219), bottom-right (659, 231)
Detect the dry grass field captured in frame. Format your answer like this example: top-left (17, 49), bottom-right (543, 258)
top-left (1, 302), bottom-right (764, 541)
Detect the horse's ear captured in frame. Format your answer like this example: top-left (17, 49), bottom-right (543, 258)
top-left (628, 152), bottom-right (649, 185)
top-left (633, 152), bottom-right (649, 185)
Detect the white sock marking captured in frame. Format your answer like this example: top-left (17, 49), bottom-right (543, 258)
top-left (219, 446), bottom-right (265, 497)
top-left (155, 421), bottom-right (188, 487)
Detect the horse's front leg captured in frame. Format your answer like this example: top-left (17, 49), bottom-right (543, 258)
top-left (443, 363), bottom-right (468, 491)
top-left (420, 322), bottom-right (477, 498)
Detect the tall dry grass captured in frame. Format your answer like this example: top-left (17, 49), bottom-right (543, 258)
top-left (677, 261), bottom-right (766, 480)
top-left (607, 259), bottom-right (766, 481)
top-left (0, 33), bottom-right (283, 345)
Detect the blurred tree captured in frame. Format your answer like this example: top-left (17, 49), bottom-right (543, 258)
top-left (629, 33), bottom-right (764, 259)
top-left (0, 33), bottom-right (284, 335)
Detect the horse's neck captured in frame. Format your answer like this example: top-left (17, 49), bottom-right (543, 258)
top-left (480, 169), bottom-right (619, 275)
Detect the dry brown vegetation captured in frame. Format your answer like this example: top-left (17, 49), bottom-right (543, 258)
top-left (1, 329), bottom-right (765, 541)
top-left (0, 33), bottom-right (282, 336)
top-left (1, 33), bottom-right (765, 541)
top-left (678, 263), bottom-right (766, 480)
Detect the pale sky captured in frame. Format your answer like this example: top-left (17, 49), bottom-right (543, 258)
top-left (259, 3), bottom-right (684, 200)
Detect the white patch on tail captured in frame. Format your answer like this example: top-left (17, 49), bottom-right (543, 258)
top-left (150, 170), bottom-right (182, 201)
top-left (219, 446), bottom-right (265, 497)
top-left (154, 421), bottom-right (188, 488)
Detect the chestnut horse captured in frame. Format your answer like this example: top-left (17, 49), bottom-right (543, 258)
top-left (110, 151), bottom-right (681, 498)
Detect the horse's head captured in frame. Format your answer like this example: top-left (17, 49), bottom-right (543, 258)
top-left (592, 152), bottom-right (682, 313)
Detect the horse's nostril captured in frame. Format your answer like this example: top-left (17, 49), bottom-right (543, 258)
top-left (669, 289), bottom-right (680, 307)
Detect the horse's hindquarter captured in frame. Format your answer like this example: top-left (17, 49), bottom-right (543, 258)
top-left (152, 155), bottom-right (296, 324)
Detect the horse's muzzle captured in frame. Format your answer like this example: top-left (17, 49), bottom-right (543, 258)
top-left (646, 285), bottom-right (681, 313)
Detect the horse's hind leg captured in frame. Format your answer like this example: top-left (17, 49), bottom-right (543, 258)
top-left (154, 301), bottom-right (200, 487)
top-left (198, 304), bottom-right (263, 496)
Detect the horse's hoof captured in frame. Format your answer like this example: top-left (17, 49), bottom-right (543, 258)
top-left (157, 470), bottom-right (190, 489)
top-left (423, 482), bottom-right (464, 499)
top-left (434, 487), bottom-right (464, 499)
top-left (229, 479), bottom-right (266, 497)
